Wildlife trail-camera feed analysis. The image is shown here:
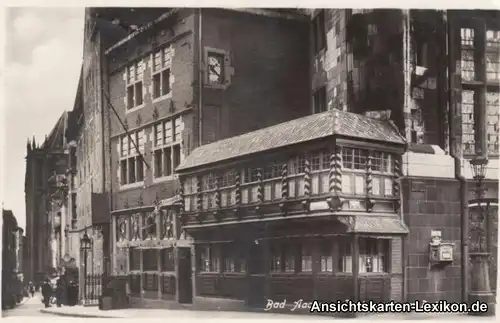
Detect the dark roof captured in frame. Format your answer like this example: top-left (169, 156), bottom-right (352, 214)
top-left (177, 110), bottom-right (405, 171)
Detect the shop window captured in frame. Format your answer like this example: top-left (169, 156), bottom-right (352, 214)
top-left (319, 240), bottom-right (333, 272)
top-left (338, 237), bottom-right (353, 273)
top-left (199, 245), bottom-right (220, 273)
top-left (338, 237), bottom-right (389, 273)
top-left (129, 248), bottom-right (141, 271)
top-left (161, 248), bottom-right (175, 272)
top-left (359, 238), bottom-right (389, 273)
top-left (300, 244), bottom-right (312, 272)
top-left (222, 244), bottom-right (246, 273)
top-left (269, 244), bottom-right (296, 273)
top-left (142, 249), bottom-right (158, 271)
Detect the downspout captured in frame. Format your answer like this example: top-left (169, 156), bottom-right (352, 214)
top-left (198, 9), bottom-right (203, 146)
top-left (99, 35), bottom-right (111, 277)
top-left (445, 10), bottom-right (468, 303)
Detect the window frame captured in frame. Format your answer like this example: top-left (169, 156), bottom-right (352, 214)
top-left (125, 60), bottom-right (144, 112)
top-left (338, 237), bottom-right (390, 274)
top-left (313, 86), bottom-right (327, 114)
top-left (458, 19), bottom-right (500, 157)
top-left (206, 51), bottom-right (226, 86)
top-left (151, 46), bottom-right (173, 102)
top-left (152, 117), bottom-right (183, 182)
top-left (119, 130), bottom-right (146, 188)
top-left (198, 245), bottom-right (220, 273)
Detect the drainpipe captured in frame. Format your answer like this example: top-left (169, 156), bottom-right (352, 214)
top-left (445, 10), bottom-right (469, 303)
top-left (197, 9), bottom-right (204, 147)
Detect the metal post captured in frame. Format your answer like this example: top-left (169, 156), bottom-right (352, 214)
top-left (468, 157), bottom-right (495, 316)
top-left (83, 249), bottom-right (87, 305)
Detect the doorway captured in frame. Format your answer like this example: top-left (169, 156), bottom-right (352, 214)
top-left (177, 247), bottom-right (193, 304)
top-left (247, 242), bottom-right (266, 307)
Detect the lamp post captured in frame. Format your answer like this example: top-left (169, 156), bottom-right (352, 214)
top-left (80, 233), bottom-right (92, 305)
top-left (468, 156), bottom-right (495, 316)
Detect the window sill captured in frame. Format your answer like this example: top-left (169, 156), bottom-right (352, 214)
top-left (161, 271), bottom-right (176, 276)
top-left (153, 174), bottom-right (177, 184)
top-left (126, 104), bottom-right (145, 114)
top-left (152, 92), bottom-right (172, 104)
top-left (119, 182), bottom-right (145, 190)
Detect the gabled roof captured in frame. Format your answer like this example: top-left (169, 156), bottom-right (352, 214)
top-left (177, 110), bottom-right (406, 172)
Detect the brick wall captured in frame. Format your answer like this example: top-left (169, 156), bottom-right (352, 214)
top-left (106, 12), bottom-right (195, 210)
top-left (200, 9), bottom-right (311, 142)
top-left (402, 178), bottom-right (462, 302)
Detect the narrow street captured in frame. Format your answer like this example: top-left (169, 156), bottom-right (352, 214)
top-left (2, 293), bottom-right (55, 317)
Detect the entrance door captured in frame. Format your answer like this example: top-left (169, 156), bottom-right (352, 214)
top-left (247, 242), bottom-right (266, 306)
top-left (177, 247), bottom-right (193, 304)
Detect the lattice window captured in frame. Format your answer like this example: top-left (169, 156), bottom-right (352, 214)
top-left (461, 90), bottom-right (476, 155)
top-left (486, 91), bottom-right (500, 155)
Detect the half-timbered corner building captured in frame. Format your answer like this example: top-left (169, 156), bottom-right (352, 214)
top-left (176, 109), bottom-right (408, 312)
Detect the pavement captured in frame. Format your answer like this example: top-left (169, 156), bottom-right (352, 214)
top-left (38, 303), bottom-right (499, 320)
top-left (2, 293), bottom-right (57, 317)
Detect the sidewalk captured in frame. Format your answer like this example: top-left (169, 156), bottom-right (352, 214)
top-left (39, 305), bottom-right (497, 320)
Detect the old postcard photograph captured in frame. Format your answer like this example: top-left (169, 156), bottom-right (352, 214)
top-left (1, 3), bottom-right (499, 321)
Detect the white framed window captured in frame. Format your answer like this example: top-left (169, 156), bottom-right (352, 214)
top-left (152, 117), bottom-right (182, 179)
top-left (119, 130), bottom-right (145, 186)
top-left (152, 46), bottom-right (173, 100)
top-left (126, 60), bottom-right (144, 110)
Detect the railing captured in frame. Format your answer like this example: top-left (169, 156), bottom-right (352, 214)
top-left (82, 273), bottom-right (103, 306)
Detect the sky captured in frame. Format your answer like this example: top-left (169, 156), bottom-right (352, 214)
top-left (3, 7), bottom-right (84, 230)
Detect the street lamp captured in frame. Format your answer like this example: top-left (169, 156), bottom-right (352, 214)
top-left (80, 233), bottom-right (92, 304)
top-left (468, 156), bottom-right (495, 316)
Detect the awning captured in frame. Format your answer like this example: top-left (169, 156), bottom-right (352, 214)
top-left (339, 215), bottom-right (409, 235)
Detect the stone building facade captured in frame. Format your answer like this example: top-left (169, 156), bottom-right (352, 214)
top-left (52, 7), bottom-right (499, 311)
top-left (102, 8), bottom-right (312, 307)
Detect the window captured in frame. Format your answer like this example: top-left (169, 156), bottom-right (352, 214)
top-left (300, 245), bottom-right (312, 272)
top-left (71, 193), bottom-right (77, 229)
top-left (338, 237), bottom-right (352, 273)
top-left (126, 61), bottom-right (144, 109)
top-left (119, 131), bottom-right (145, 185)
top-left (270, 244), bottom-right (296, 273)
top-left (129, 248), bottom-right (141, 271)
top-left (153, 117), bottom-right (182, 178)
top-left (313, 10), bottom-right (326, 54)
top-left (319, 240), bottom-right (333, 272)
top-left (359, 238), bottom-right (389, 273)
top-left (310, 150), bottom-right (330, 171)
top-left (152, 46), bottom-right (173, 99)
top-left (222, 245), bottom-right (246, 273)
top-left (199, 245), bottom-right (220, 273)
top-left (460, 24), bottom-right (500, 156)
top-left (371, 152), bottom-right (393, 173)
top-left (461, 90), bottom-right (476, 155)
top-left (313, 86), bottom-right (327, 114)
top-left (142, 249), bottom-right (158, 271)
top-left (219, 171), bottom-right (237, 187)
top-left (263, 162), bottom-right (281, 180)
top-left (243, 167), bottom-right (260, 183)
top-left (342, 147), bottom-right (367, 170)
top-left (161, 248), bottom-right (175, 272)
top-left (207, 52), bottom-right (225, 85)
top-left (338, 237), bottom-right (389, 273)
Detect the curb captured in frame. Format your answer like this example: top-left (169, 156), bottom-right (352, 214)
top-left (39, 308), bottom-right (124, 318)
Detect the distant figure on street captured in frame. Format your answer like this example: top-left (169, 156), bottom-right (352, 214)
top-left (55, 279), bottom-right (64, 307)
top-left (29, 281), bottom-right (35, 297)
top-left (41, 279), bottom-right (53, 308)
